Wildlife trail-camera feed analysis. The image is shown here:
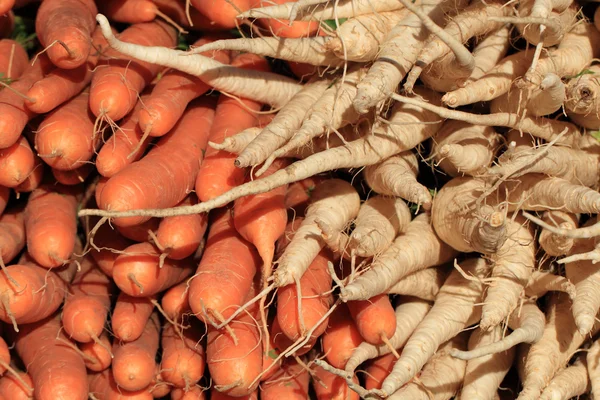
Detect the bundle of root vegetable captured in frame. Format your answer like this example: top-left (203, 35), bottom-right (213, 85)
top-left (3, 0), bottom-right (600, 399)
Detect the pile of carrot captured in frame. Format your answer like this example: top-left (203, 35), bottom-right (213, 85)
top-left (3, 0), bottom-right (600, 399)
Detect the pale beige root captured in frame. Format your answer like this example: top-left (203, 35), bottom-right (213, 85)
top-left (78, 88), bottom-right (445, 221)
top-left (353, 0), bottom-right (469, 114)
top-left (431, 176), bottom-right (507, 254)
top-left (340, 213), bottom-right (458, 302)
top-left (386, 266), bottom-right (451, 301)
top-left (452, 299), bottom-right (544, 361)
top-left (490, 73), bottom-right (566, 117)
top-left (325, 8), bottom-right (411, 62)
top-left (317, 195), bottom-right (412, 258)
top-left (466, 25), bottom-right (512, 84)
top-left (564, 230), bottom-right (600, 335)
top-left (538, 211), bottom-right (579, 256)
top-left (406, 0), bottom-right (513, 92)
top-left (387, 332), bottom-right (469, 400)
top-left (240, 0), bottom-right (403, 21)
top-left (376, 257), bottom-right (490, 397)
top-left (431, 120), bottom-right (501, 177)
top-left (288, 0), bottom-right (329, 21)
top-left (442, 49), bottom-right (534, 108)
top-left (511, 1), bottom-right (578, 47)
top-left (523, 212), bottom-right (600, 240)
top-left (480, 215), bottom-right (536, 330)
top-left (363, 152), bottom-right (433, 209)
top-left (588, 337), bottom-right (600, 399)
top-left (458, 326), bottom-right (516, 400)
top-left (565, 64), bottom-right (600, 130)
top-left (540, 353), bottom-right (590, 400)
top-left (596, 5), bottom-right (600, 35)
top-left (235, 76), bottom-right (330, 168)
top-left (274, 179), bottom-right (360, 287)
top-left (524, 270), bottom-right (576, 300)
top-left (516, 293), bottom-right (599, 400)
top-left (188, 37), bottom-right (343, 67)
top-left (344, 296), bottom-right (432, 372)
top-left (209, 127), bottom-right (261, 154)
top-left (95, 14), bottom-right (300, 109)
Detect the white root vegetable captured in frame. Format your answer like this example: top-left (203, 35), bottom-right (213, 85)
top-left (588, 337), bottom-right (600, 399)
top-left (209, 127), bottom-right (262, 154)
top-left (432, 121), bottom-right (501, 177)
top-left (340, 213), bottom-right (457, 302)
top-left (95, 14), bottom-right (301, 109)
top-left (188, 37), bottom-right (343, 67)
top-left (387, 332), bottom-right (469, 400)
top-left (514, 0), bottom-right (577, 46)
top-left (466, 25), bottom-right (512, 85)
top-left (274, 179), bottom-right (360, 287)
top-left (363, 152), bottom-right (433, 209)
top-left (538, 211), bottom-right (579, 256)
top-left (376, 257), bottom-right (490, 398)
top-left (565, 64), bottom-right (600, 130)
top-left (386, 266), bottom-right (450, 301)
top-left (539, 353), bottom-right (590, 400)
top-left (481, 215), bottom-right (536, 330)
top-left (317, 195), bottom-right (412, 258)
top-left (524, 270), bottom-right (576, 300)
top-left (344, 296), bottom-right (431, 372)
top-left (458, 326), bottom-right (516, 400)
top-left (78, 88), bottom-right (444, 221)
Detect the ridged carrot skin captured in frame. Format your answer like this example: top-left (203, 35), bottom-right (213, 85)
top-left (0, 39), bottom-right (28, 80)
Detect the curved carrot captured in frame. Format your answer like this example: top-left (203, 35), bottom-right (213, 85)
top-left (271, 310), bottom-right (315, 357)
top-left (112, 292), bottom-right (156, 342)
top-left (115, 218), bottom-right (160, 242)
top-left (15, 314), bottom-right (88, 400)
top-left (98, 0), bottom-right (164, 24)
top-left (195, 53), bottom-right (269, 202)
top-left (172, 386), bottom-right (208, 400)
top-left (35, 90), bottom-right (98, 171)
top-left (24, 183), bottom-right (80, 268)
top-left (0, 1), bottom-right (14, 17)
top-left (260, 359), bottom-right (309, 400)
top-left (188, 207), bottom-right (260, 324)
top-left (347, 294), bottom-right (397, 345)
top-left (112, 312), bottom-right (160, 391)
top-left (86, 216), bottom-right (134, 277)
top-left (161, 281), bottom-right (191, 325)
top-left (14, 155), bottom-right (44, 194)
top-left (52, 164), bottom-right (94, 185)
top-left (89, 369), bottom-right (153, 400)
top-left (160, 320), bottom-right (206, 388)
top-left (155, 194), bottom-right (208, 260)
top-left (0, 39), bottom-right (28, 80)
top-left (0, 369), bottom-right (32, 400)
top-left (255, 0), bottom-right (320, 38)
top-left (0, 136), bottom-right (35, 187)
top-left (137, 35), bottom-right (231, 137)
top-left (313, 366), bottom-right (360, 400)
top-left (98, 97), bottom-right (216, 227)
top-left (0, 204), bottom-right (26, 268)
top-left (112, 241), bottom-right (195, 297)
top-left (322, 303), bottom-right (363, 369)
top-left (190, 0), bottom-right (253, 29)
top-left (35, 0), bottom-right (97, 68)
top-left (0, 186), bottom-right (8, 216)
top-left (364, 353), bottom-right (396, 390)
top-left (89, 20), bottom-right (176, 121)
top-left (152, 0), bottom-right (225, 32)
top-left (79, 331), bottom-right (113, 372)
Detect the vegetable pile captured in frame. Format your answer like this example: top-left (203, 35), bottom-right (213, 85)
top-left (1, 0), bottom-right (600, 399)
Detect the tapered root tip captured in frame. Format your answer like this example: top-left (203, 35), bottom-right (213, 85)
top-left (575, 314), bottom-right (595, 336)
top-left (449, 348), bottom-right (473, 361)
top-left (96, 14), bottom-right (115, 42)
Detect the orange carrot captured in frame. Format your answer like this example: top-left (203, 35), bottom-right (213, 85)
top-left (210, 388), bottom-right (257, 400)
top-left (89, 20), bottom-right (176, 121)
top-left (115, 218), bottom-right (160, 242)
top-left (151, 0), bottom-right (225, 32)
top-left (322, 303), bottom-right (364, 369)
top-left (260, 359), bottom-right (310, 400)
top-left (155, 194), bottom-right (208, 260)
top-left (347, 294), bottom-right (397, 345)
top-left (25, 26), bottom-right (108, 114)
top-left (35, 90), bottom-right (98, 171)
top-left (137, 35), bottom-right (231, 137)
top-left (98, 0), bottom-right (174, 24)
top-left (112, 241), bottom-right (195, 297)
top-left (62, 255), bottom-right (115, 343)
top-left (364, 353), bottom-right (396, 390)
top-left (35, 0), bottom-right (97, 69)
top-left (52, 163), bottom-right (94, 185)
top-left (24, 183), bottom-right (80, 268)
top-left (161, 281), bottom-right (191, 325)
top-left (97, 97), bottom-right (216, 227)
top-left (160, 320), bottom-right (206, 388)
top-left (79, 331), bottom-right (113, 372)
top-left (190, 0), bottom-right (253, 29)
top-left (0, 136), bottom-right (35, 187)
top-left (112, 292), bottom-right (156, 342)
top-left (313, 366), bottom-right (360, 400)
top-left (0, 2), bottom-right (13, 17)
top-left (112, 312), bottom-right (161, 391)
top-left (0, 204), bottom-right (25, 268)
top-left (15, 314), bottom-right (88, 400)
top-left (149, 370), bottom-right (171, 399)
top-left (172, 386), bottom-right (208, 400)
top-left (0, 337), bottom-right (10, 375)
top-left (271, 315), bottom-right (315, 356)
top-left (195, 53), bottom-right (269, 202)
top-left (0, 39), bottom-right (28, 80)
top-left (0, 369), bottom-right (32, 400)
top-left (13, 155), bottom-right (44, 194)
top-left (88, 369), bottom-right (153, 400)
top-left (255, 0), bottom-right (320, 38)
top-left (0, 186), bottom-right (8, 216)
top-left (0, 54), bottom-right (53, 149)
top-left (188, 207), bottom-right (260, 324)
top-left (86, 216), bottom-right (134, 277)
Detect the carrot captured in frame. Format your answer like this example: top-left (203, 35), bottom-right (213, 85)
top-left (115, 218), bottom-right (160, 243)
top-left (255, 0), bottom-right (320, 38)
top-left (112, 292), bottom-right (156, 342)
top-left (0, 1), bottom-right (13, 16)
top-left (284, 175), bottom-right (326, 217)
top-left (188, 207), bottom-right (260, 325)
top-left (86, 216), bottom-right (134, 277)
top-left (160, 321), bottom-right (205, 389)
top-left (79, 331), bottom-right (113, 372)
top-left (0, 186), bottom-right (8, 216)
top-left (24, 183), bottom-right (80, 268)
top-left (88, 369), bottom-right (153, 400)
top-left (15, 314), bottom-right (88, 400)
top-left (13, 155), bottom-right (44, 194)
top-left (155, 194), bottom-right (208, 261)
top-left (52, 164), bottom-right (93, 185)
top-left (189, 0), bottom-right (253, 29)
top-left (0, 204), bottom-right (24, 269)
top-left (160, 281), bottom-right (191, 326)
top-left (89, 19), bottom-right (177, 121)
top-left (137, 35), bottom-right (231, 138)
top-left (98, 0), bottom-right (174, 24)
top-left (210, 388), bottom-right (256, 400)
top-left (0, 368), bottom-right (32, 400)
top-left (61, 255), bottom-right (115, 343)
top-left (149, 371), bottom-right (171, 399)
top-left (112, 241), bottom-right (195, 297)
top-left (260, 359), bottom-right (309, 400)
top-left (98, 96), bottom-right (215, 227)
top-left (25, 26), bottom-right (108, 114)
top-left (363, 353), bottom-right (396, 390)
top-left (347, 294), bottom-right (396, 346)
top-left (0, 136), bottom-right (35, 188)
top-left (271, 313), bottom-right (315, 357)
top-left (0, 39), bottom-right (28, 80)
top-left (313, 365), bottom-right (360, 400)
top-left (322, 303), bottom-right (364, 370)
top-left (0, 54), bottom-right (52, 149)
top-left (150, 0), bottom-right (222, 32)
top-left (112, 312), bottom-right (160, 391)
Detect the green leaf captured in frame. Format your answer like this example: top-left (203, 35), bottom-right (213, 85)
top-left (11, 16), bottom-right (37, 52)
top-left (176, 34), bottom-right (190, 51)
top-left (0, 72), bottom-right (13, 86)
top-left (590, 130), bottom-right (600, 142)
top-left (267, 349), bottom-right (279, 359)
top-left (322, 18), bottom-right (347, 30)
top-left (565, 69), bottom-right (595, 80)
